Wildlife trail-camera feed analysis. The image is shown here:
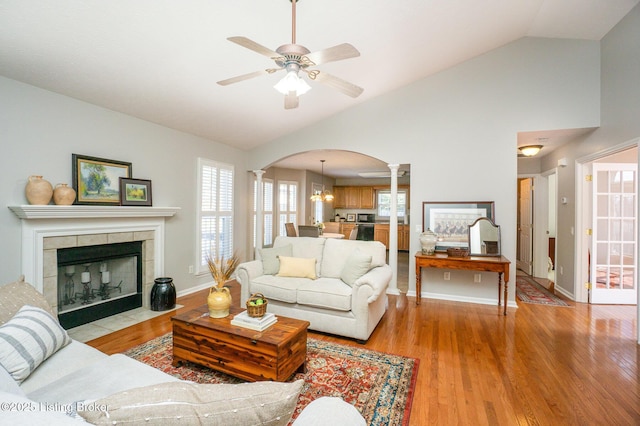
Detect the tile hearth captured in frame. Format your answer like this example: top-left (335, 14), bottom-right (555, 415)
top-left (67, 305), bottom-right (181, 342)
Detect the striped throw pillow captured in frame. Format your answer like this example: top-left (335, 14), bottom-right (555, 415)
top-left (0, 305), bottom-right (71, 383)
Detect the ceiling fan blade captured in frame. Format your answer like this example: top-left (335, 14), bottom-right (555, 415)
top-left (284, 92), bottom-right (299, 109)
top-left (227, 36), bottom-right (281, 58)
top-left (303, 43), bottom-right (360, 66)
top-left (304, 70), bottom-right (364, 98)
top-left (217, 68), bottom-right (282, 86)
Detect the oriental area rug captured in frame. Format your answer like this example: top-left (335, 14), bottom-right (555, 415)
top-left (124, 333), bottom-right (419, 426)
top-left (516, 275), bottom-right (570, 307)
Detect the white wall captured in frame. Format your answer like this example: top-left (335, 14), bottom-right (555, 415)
top-left (0, 76), bottom-right (248, 294)
top-left (540, 4), bottom-right (640, 296)
top-left (247, 37), bottom-right (601, 306)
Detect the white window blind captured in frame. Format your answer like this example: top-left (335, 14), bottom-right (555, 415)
top-left (253, 178), bottom-right (274, 247)
top-left (278, 181), bottom-right (298, 236)
top-left (198, 158), bottom-right (234, 274)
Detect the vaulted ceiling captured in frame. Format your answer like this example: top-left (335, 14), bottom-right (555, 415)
top-left (1, 0), bottom-right (637, 157)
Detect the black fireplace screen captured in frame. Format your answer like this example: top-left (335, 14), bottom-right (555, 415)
top-left (57, 241), bottom-right (143, 329)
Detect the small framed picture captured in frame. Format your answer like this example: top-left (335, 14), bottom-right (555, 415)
top-left (346, 213), bottom-right (356, 222)
top-left (72, 154), bottom-right (132, 205)
top-left (119, 178), bottom-right (152, 206)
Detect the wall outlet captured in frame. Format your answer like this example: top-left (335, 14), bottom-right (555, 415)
top-left (559, 266), bottom-right (564, 275)
top-left (188, 265), bottom-right (194, 274)
top-left (444, 272), bottom-right (450, 281)
top-left (474, 273), bottom-right (481, 283)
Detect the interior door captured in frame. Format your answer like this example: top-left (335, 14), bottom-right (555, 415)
top-left (591, 163), bottom-right (638, 304)
top-left (517, 178), bottom-right (533, 274)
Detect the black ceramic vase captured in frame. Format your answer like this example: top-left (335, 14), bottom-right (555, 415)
top-left (150, 277), bottom-right (176, 311)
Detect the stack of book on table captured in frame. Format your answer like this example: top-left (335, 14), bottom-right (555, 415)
top-left (230, 311), bottom-right (277, 331)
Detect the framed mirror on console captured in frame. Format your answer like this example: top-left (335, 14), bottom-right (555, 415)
top-left (422, 201), bottom-right (495, 252)
top-left (468, 217), bottom-right (501, 256)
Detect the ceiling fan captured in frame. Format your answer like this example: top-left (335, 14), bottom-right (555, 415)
top-left (216, 0), bottom-right (363, 109)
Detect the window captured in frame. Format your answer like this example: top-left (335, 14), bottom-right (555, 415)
top-left (253, 178), bottom-right (274, 247)
top-left (197, 158), bottom-right (234, 274)
top-left (377, 190), bottom-right (407, 218)
top-left (278, 181), bottom-right (298, 235)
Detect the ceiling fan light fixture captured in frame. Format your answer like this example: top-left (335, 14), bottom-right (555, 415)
top-left (274, 64), bottom-right (311, 96)
top-left (520, 145), bottom-right (543, 157)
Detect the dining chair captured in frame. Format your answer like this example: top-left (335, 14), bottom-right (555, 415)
top-left (285, 223), bottom-right (297, 237)
top-left (298, 225), bottom-right (320, 237)
top-left (349, 225), bottom-right (359, 240)
top-left (323, 222), bottom-right (340, 234)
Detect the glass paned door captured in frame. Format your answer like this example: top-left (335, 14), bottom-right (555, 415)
top-left (591, 163), bottom-right (637, 304)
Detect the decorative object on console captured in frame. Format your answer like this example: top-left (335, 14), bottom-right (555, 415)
top-left (446, 247), bottom-right (470, 258)
top-left (468, 217), bottom-right (501, 256)
top-left (72, 153), bottom-right (132, 205)
top-left (119, 177), bottom-right (152, 206)
top-left (423, 201), bottom-right (495, 252)
top-left (25, 175), bottom-right (53, 205)
top-left (419, 228), bottom-right (438, 255)
top-left (52, 183), bottom-right (76, 205)
top-left (150, 277), bottom-right (177, 311)
top-left (246, 292), bottom-right (268, 318)
top-left (206, 252), bottom-right (240, 318)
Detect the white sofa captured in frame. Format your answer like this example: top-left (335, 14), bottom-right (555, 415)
top-left (0, 277), bottom-right (366, 425)
top-left (237, 236), bottom-right (392, 342)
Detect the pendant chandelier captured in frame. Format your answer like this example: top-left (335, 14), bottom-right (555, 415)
top-left (310, 160), bottom-right (334, 202)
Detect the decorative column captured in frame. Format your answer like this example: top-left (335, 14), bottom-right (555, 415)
top-left (253, 170), bottom-right (265, 258)
top-left (387, 164), bottom-right (400, 295)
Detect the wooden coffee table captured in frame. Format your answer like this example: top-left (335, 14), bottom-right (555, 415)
top-left (171, 305), bottom-right (309, 382)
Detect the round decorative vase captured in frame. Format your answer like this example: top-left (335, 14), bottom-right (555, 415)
top-left (419, 228), bottom-right (438, 255)
top-left (150, 277), bottom-right (176, 311)
top-left (25, 175), bottom-right (53, 205)
top-left (207, 286), bottom-right (232, 318)
top-left (53, 183), bottom-right (77, 205)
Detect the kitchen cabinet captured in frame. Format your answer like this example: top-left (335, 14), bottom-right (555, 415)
top-left (333, 186), bottom-right (375, 209)
top-left (374, 224), bottom-right (410, 251)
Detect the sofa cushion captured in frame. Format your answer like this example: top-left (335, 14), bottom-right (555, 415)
top-left (297, 278), bottom-right (352, 311)
top-left (251, 275), bottom-right (304, 304)
top-left (340, 249), bottom-right (373, 286)
top-left (274, 236), bottom-right (326, 276)
top-left (20, 339), bottom-right (108, 395)
top-left (258, 244), bottom-right (292, 274)
top-left (0, 276), bottom-right (57, 325)
top-left (27, 354), bottom-right (179, 404)
top-left (277, 256), bottom-right (317, 279)
top-left (320, 239), bottom-right (386, 278)
top-left (0, 305), bottom-right (71, 383)
top-left (78, 379), bottom-right (304, 426)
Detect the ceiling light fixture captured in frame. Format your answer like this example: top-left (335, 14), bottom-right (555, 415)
top-left (520, 145), bottom-right (543, 157)
top-left (273, 63), bottom-right (312, 96)
top-left (310, 160), bottom-right (334, 202)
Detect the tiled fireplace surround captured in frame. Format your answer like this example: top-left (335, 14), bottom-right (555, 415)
top-left (10, 205), bottom-right (179, 317)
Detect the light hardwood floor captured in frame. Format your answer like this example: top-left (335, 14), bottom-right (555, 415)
top-left (88, 280), bottom-right (639, 425)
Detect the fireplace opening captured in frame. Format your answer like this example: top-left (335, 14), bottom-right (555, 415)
top-left (57, 241), bottom-right (143, 329)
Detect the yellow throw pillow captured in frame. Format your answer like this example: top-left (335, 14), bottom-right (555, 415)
top-left (277, 256), bottom-right (317, 279)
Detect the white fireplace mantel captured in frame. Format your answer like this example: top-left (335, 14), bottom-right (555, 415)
top-left (9, 205), bottom-right (180, 220)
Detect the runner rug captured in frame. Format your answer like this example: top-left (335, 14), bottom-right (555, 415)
top-left (124, 333), bottom-right (419, 425)
top-left (516, 275), bottom-right (570, 306)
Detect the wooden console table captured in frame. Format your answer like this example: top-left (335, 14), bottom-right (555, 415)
top-left (415, 252), bottom-right (511, 315)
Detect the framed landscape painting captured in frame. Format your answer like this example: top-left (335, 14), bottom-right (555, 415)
top-left (119, 178), bottom-right (152, 206)
top-left (72, 154), bottom-right (132, 205)
top-left (422, 201), bottom-right (494, 251)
